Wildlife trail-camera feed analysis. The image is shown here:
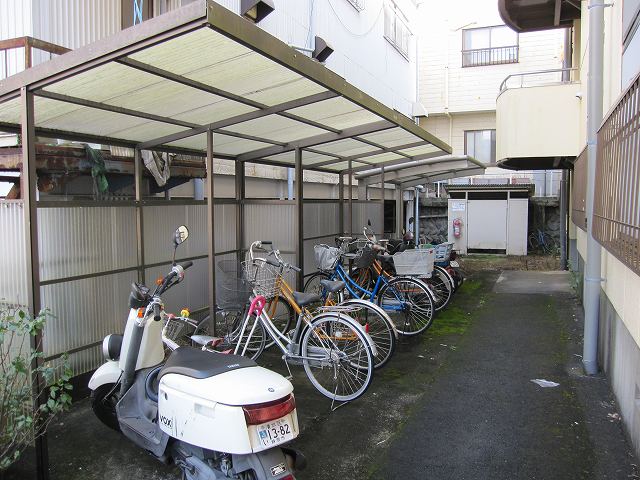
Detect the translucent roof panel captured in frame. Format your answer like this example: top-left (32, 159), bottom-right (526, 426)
top-left (0, 97), bottom-right (22, 124)
top-left (320, 161), bottom-right (369, 171)
top-left (263, 150), bottom-right (338, 167)
top-left (286, 97), bottom-right (382, 131)
top-left (167, 132), bottom-right (272, 155)
top-left (312, 138), bottom-right (379, 157)
top-left (364, 152), bottom-right (405, 164)
top-left (398, 144), bottom-right (442, 157)
top-left (128, 28), bottom-right (327, 107)
top-left (358, 127), bottom-right (422, 148)
top-left (221, 114), bottom-right (328, 144)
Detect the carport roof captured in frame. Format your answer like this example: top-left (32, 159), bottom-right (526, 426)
top-left (0, 0), bottom-right (451, 174)
top-left (354, 155), bottom-right (486, 188)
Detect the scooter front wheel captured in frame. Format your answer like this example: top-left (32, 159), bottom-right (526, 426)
top-left (90, 383), bottom-right (120, 431)
top-left (301, 314), bottom-right (374, 402)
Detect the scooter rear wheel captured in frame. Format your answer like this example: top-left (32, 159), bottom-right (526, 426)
top-left (90, 383), bottom-right (120, 431)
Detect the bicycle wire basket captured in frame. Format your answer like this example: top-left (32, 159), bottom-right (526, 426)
top-left (392, 248), bottom-right (435, 277)
top-left (216, 260), bottom-right (253, 310)
top-left (242, 252), bottom-right (281, 298)
top-left (353, 246), bottom-right (377, 269)
top-left (314, 244), bottom-right (340, 271)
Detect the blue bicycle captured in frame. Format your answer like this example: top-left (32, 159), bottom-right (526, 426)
top-left (305, 237), bottom-right (435, 336)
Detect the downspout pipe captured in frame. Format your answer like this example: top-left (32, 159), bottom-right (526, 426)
top-left (583, 0), bottom-right (605, 375)
top-left (559, 27), bottom-right (572, 271)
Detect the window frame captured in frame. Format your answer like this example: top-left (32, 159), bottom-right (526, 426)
top-left (461, 25), bottom-right (519, 68)
top-left (383, 2), bottom-right (411, 60)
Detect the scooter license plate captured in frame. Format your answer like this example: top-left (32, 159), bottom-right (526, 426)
top-left (256, 417), bottom-right (294, 447)
top-left (450, 261), bottom-right (459, 268)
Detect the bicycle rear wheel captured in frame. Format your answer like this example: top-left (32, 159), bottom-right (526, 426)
top-left (301, 313), bottom-right (374, 402)
top-left (216, 311), bottom-right (266, 360)
top-left (264, 296), bottom-right (295, 349)
top-left (339, 298), bottom-right (396, 369)
top-left (423, 268), bottom-right (452, 311)
top-left (377, 277), bottom-right (435, 336)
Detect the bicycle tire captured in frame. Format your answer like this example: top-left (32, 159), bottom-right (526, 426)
top-left (528, 233), bottom-right (540, 252)
top-left (301, 313), bottom-right (374, 402)
top-left (377, 277), bottom-right (435, 336)
top-left (339, 298), bottom-right (397, 369)
top-left (264, 296), bottom-right (295, 349)
top-left (303, 271), bottom-right (331, 295)
top-left (435, 265), bottom-right (456, 294)
top-left (423, 268), bottom-right (453, 311)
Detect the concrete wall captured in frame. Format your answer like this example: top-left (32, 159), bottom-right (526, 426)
top-left (496, 82), bottom-right (582, 161)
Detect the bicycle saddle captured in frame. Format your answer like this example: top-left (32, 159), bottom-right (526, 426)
top-left (293, 291), bottom-right (322, 307)
top-left (319, 279), bottom-right (345, 293)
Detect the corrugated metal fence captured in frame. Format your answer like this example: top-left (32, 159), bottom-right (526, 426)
top-left (571, 147), bottom-right (587, 232)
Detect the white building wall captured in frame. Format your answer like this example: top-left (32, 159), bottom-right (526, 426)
top-left (417, 0), bottom-right (565, 115)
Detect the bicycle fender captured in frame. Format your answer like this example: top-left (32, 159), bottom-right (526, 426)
top-left (339, 298), bottom-right (399, 339)
top-left (308, 311), bottom-right (378, 358)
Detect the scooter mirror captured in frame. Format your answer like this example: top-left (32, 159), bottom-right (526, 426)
top-left (367, 219), bottom-right (372, 226)
top-left (408, 217), bottom-right (414, 225)
top-left (174, 225), bottom-right (189, 246)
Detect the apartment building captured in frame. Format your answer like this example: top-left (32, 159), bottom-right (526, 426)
top-left (496, 0), bottom-right (640, 460)
top-left (416, 0), bottom-right (564, 191)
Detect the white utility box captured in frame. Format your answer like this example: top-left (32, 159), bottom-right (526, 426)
top-left (445, 185), bottom-right (533, 255)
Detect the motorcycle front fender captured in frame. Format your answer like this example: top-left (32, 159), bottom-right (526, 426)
top-left (88, 360), bottom-right (122, 390)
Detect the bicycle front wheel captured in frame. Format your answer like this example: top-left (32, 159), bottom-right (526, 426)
top-left (301, 313), bottom-right (374, 402)
top-left (377, 277), bottom-right (435, 336)
top-left (339, 298), bottom-right (396, 369)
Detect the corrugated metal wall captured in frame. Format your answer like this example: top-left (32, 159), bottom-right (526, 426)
top-left (0, 0), bottom-right (32, 79)
top-left (0, 202), bottom-right (28, 306)
top-left (303, 201), bottom-right (341, 274)
top-left (346, 201), bottom-right (383, 236)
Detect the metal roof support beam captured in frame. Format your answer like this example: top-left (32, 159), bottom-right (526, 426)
top-left (347, 151), bottom-right (444, 174)
top-left (237, 120), bottom-right (395, 162)
top-left (399, 167), bottom-right (487, 189)
top-left (310, 140), bottom-right (428, 168)
top-left (21, 87), bottom-right (49, 480)
top-left (137, 91), bottom-right (338, 149)
top-left (295, 147), bottom-right (304, 290)
top-left (206, 129), bottom-right (217, 335)
top-left (359, 159), bottom-right (477, 186)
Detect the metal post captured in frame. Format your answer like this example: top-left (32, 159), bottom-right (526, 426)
top-left (338, 173), bottom-right (344, 235)
top-left (348, 160), bottom-right (353, 236)
top-left (583, 0), bottom-right (604, 375)
top-left (295, 147), bottom-right (304, 290)
top-left (134, 148), bottom-right (145, 284)
top-left (395, 187), bottom-right (403, 238)
top-left (206, 130), bottom-right (216, 335)
top-left (414, 187), bottom-right (420, 244)
top-left (559, 169), bottom-right (568, 270)
top-left (235, 160), bottom-right (245, 260)
top-left (21, 87), bottom-right (49, 480)
top-left (380, 167), bottom-right (385, 238)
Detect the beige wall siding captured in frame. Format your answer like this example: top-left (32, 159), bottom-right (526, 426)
top-left (417, 0), bottom-right (564, 115)
top-left (420, 111), bottom-right (496, 155)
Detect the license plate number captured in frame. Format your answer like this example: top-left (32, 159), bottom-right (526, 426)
top-left (256, 417), bottom-right (294, 447)
top-left (450, 261), bottom-right (459, 267)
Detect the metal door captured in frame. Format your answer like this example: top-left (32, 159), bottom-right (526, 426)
top-left (467, 200), bottom-right (507, 250)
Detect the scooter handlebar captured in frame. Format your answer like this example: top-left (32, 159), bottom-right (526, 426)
top-left (179, 261), bottom-right (193, 270)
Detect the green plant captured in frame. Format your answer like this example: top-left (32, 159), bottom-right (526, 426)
top-left (0, 307), bottom-right (72, 470)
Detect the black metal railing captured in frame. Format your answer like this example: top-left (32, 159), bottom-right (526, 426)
top-left (462, 45), bottom-right (519, 67)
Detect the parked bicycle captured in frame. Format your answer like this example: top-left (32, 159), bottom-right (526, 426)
top-left (528, 229), bottom-right (558, 255)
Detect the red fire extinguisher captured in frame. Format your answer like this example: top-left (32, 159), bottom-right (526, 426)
top-left (453, 218), bottom-right (462, 238)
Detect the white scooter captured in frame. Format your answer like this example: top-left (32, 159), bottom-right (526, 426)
top-left (89, 226), bottom-right (305, 480)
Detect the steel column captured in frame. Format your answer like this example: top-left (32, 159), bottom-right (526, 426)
top-left (235, 159), bottom-right (245, 261)
top-left (295, 147), bottom-right (304, 290)
top-left (380, 167), bottom-right (385, 237)
top-left (348, 160), bottom-right (353, 236)
top-left (21, 86), bottom-right (49, 480)
top-left (206, 130), bottom-right (217, 335)
top-left (560, 169), bottom-right (568, 270)
top-left (338, 173), bottom-right (344, 235)
top-left (395, 186), bottom-right (403, 238)
top-left (134, 148), bottom-right (145, 284)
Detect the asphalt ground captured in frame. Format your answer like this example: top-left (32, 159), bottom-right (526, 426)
top-left (5, 268), bottom-right (638, 480)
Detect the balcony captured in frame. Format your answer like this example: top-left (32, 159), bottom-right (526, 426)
top-left (462, 45), bottom-right (519, 68)
top-left (496, 68), bottom-right (581, 170)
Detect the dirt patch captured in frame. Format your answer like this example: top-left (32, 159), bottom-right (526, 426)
top-left (460, 254), bottom-right (560, 273)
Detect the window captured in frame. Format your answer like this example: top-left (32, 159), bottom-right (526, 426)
top-left (384, 3), bottom-right (410, 59)
top-left (465, 130), bottom-right (496, 164)
top-left (462, 25), bottom-right (518, 67)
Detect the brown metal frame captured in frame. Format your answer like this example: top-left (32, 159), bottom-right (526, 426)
top-left (571, 147), bottom-right (587, 231)
top-left (593, 72), bottom-right (640, 275)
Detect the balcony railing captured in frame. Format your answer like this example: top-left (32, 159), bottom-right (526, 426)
top-left (571, 147), bottom-right (587, 231)
top-left (499, 67), bottom-right (578, 93)
top-left (593, 72), bottom-right (640, 276)
top-left (462, 45), bottom-right (519, 68)
top-left (0, 36), bottom-right (70, 80)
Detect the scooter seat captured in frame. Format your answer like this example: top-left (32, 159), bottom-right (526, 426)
top-left (158, 347), bottom-right (256, 381)
top-left (319, 279), bottom-right (345, 293)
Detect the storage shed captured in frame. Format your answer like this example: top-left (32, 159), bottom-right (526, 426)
top-left (446, 184), bottom-right (534, 255)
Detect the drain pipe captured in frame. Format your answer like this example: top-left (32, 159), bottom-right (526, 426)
top-left (583, 0), bottom-right (605, 375)
top-left (559, 27), bottom-right (572, 271)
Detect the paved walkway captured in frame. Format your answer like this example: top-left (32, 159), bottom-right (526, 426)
top-left (5, 270), bottom-right (636, 480)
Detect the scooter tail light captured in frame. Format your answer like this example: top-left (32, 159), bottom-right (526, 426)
top-left (243, 394), bottom-right (296, 425)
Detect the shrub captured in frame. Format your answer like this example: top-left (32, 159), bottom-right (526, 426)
top-left (0, 307), bottom-right (72, 470)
